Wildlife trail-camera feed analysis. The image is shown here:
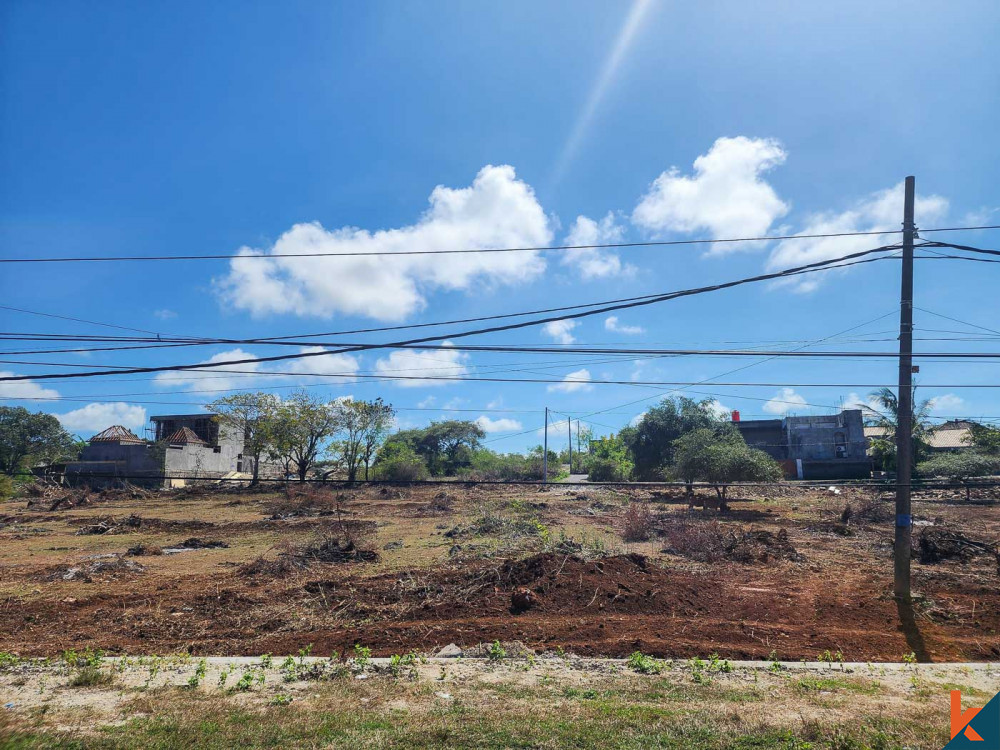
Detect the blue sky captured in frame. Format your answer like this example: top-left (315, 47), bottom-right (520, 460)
top-left (1, 0), bottom-right (999, 450)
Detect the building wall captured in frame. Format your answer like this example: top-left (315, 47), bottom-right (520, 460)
top-left (786, 410), bottom-right (867, 461)
top-left (65, 444), bottom-right (163, 487)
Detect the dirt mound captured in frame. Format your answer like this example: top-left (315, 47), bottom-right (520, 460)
top-left (171, 538), bottom-right (230, 550)
top-left (242, 532), bottom-right (379, 577)
top-left (917, 527), bottom-right (999, 570)
top-left (661, 521), bottom-right (804, 563)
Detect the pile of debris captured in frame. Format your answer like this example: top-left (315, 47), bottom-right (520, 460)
top-left (48, 554), bottom-right (145, 583)
top-left (916, 527), bottom-right (999, 572)
top-left (241, 532), bottom-right (379, 577)
top-left (661, 521), bottom-right (803, 563)
top-left (75, 514), bottom-right (143, 535)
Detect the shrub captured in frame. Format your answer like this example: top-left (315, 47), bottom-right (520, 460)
top-left (917, 451), bottom-right (1000, 500)
top-left (462, 450), bottom-right (541, 481)
top-left (588, 457), bottom-right (629, 482)
top-left (619, 502), bottom-right (654, 542)
top-left (374, 443), bottom-right (429, 481)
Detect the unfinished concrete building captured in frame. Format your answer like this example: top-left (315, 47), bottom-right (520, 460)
top-left (64, 413), bottom-right (278, 488)
top-left (734, 408), bottom-right (870, 480)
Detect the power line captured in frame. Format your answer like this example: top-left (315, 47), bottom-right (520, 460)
top-left (1, 225), bottom-right (996, 264)
top-left (0, 247), bottom-right (903, 383)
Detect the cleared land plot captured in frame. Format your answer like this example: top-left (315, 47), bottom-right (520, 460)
top-left (0, 483), bottom-right (998, 662)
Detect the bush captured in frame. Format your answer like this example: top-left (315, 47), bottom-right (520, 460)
top-left (588, 457), bottom-right (629, 482)
top-left (0, 474), bottom-right (15, 502)
top-left (619, 502), bottom-right (654, 542)
top-left (373, 443), bottom-right (429, 481)
top-left (917, 451), bottom-right (1000, 500)
top-left (462, 450), bottom-right (541, 481)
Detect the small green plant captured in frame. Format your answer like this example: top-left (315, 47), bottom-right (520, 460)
top-left (768, 650), bottom-right (784, 674)
top-left (68, 665), bottom-right (113, 688)
top-left (0, 652), bottom-right (20, 671)
top-left (186, 659), bottom-right (208, 688)
top-left (689, 656), bottom-right (710, 684)
top-left (817, 649), bottom-right (844, 664)
top-left (270, 694), bottom-right (293, 706)
top-left (487, 641), bottom-right (507, 662)
top-left (280, 656), bottom-right (297, 682)
top-left (218, 667), bottom-right (231, 687)
top-left (297, 644), bottom-right (313, 665)
top-left (387, 652), bottom-right (418, 677)
top-left (353, 644), bottom-right (372, 670)
top-left (708, 653), bottom-right (732, 673)
top-left (260, 654), bottom-right (273, 669)
top-left (627, 651), bottom-right (663, 675)
top-left (902, 652), bottom-right (917, 665)
top-left (232, 667), bottom-right (262, 692)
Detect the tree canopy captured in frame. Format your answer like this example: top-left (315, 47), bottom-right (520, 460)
top-left (623, 397), bottom-right (721, 480)
top-left (672, 427), bottom-right (782, 509)
top-left (0, 406), bottom-right (76, 475)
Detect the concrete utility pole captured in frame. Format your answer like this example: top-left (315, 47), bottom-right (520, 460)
top-left (543, 407), bottom-right (549, 484)
top-left (894, 176), bottom-right (916, 601)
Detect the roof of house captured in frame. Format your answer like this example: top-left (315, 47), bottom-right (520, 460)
top-left (89, 425), bottom-right (144, 445)
top-left (165, 426), bottom-right (207, 445)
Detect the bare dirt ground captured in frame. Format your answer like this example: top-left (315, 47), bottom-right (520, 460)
top-left (1, 482), bottom-right (998, 663)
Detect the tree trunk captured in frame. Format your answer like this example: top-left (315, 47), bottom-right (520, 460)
top-left (250, 454), bottom-right (260, 487)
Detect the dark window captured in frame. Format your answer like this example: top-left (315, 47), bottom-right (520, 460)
top-left (213, 446), bottom-right (222, 454)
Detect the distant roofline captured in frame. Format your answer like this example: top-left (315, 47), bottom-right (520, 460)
top-left (150, 413), bottom-right (217, 421)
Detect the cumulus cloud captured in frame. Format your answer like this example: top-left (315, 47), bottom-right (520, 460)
top-left (704, 399), bottom-right (733, 420)
top-left (153, 309), bottom-right (177, 320)
top-left (542, 319), bottom-right (578, 345)
top-left (604, 316), bottom-right (644, 335)
top-left (216, 165), bottom-right (552, 321)
top-left (374, 342), bottom-right (469, 387)
top-left (475, 415), bottom-right (524, 433)
top-left (762, 387), bottom-right (807, 415)
top-left (767, 181), bottom-right (948, 292)
top-left (844, 391), bottom-right (884, 416)
top-left (0, 372), bottom-right (61, 401)
top-left (632, 137), bottom-right (789, 253)
top-left (547, 368), bottom-right (593, 393)
top-left (538, 416), bottom-right (573, 439)
top-left (56, 402), bottom-right (148, 433)
top-left (153, 348), bottom-right (359, 391)
top-left (561, 213), bottom-right (635, 279)
top-left (928, 393), bottom-right (965, 415)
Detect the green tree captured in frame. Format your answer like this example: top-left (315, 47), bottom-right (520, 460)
top-left (964, 423), bottom-right (1000, 454)
top-left (207, 392), bottom-right (280, 486)
top-left (672, 428), bottom-right (782, 510)
top-left (623, 397), bottom-right (721, 480)
top-left (0, 406), bottom-right (76, 475)
top-left (373, 441), bottom-right (428, 481)
top-left (271, 391), bottom-right (341, 481)
top-left (587, 434), bottom-right (633, 482)
top-left (864, 387), bottom-right (933, 473)
top-left (329, 398), bottom-right (396, 482)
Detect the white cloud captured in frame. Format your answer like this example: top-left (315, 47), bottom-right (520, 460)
top-left (766, 181), bottom-right (949, 292)
top-left (704, 399), bottom-right (732, 420)
top-left (374, 342), bottom-right (469, 387)
top-left (629, 410), bottom-right (648, 427)
top-left (56, 402), bottom-right (147, 433)
top-left (547, 368), bottom-right (593, 393)
top-left (542, 319), bottom-right (578, 345)
top-left (475, 415), bottom-right (524, 433)
top-left (153, 309), bottom-right (177, 320)
top-left (153, 347), bottom-right (359, 391)
top-left (604, 316), bottom-right (644, 335)
top-left (632, 136), bottom-right (789, 253)
top-left (928, 393), bottom-right (965, 415)
top-left (844, 391), bottom-right (884, 416)
top-left (762, 387), bottom-right (807, 415)
top-left (416, 395), bottom-right (436, 408)
top-left (537, 417), bottom-right (573, 439)
top-left (216, 165), bottom-right (552, 321)
top-left (442, 396), bottom-right (467, 410)
top-left (0, 372), bottom-right (61, 401)
top-left (561, 213), bottom-right (635, 279)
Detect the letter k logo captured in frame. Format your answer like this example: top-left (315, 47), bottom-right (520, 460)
top-left (953, 690), bottom-right (985, 741)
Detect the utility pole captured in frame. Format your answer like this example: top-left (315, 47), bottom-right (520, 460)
top-left (894, 175), bottom-right (916, 601)
top-left (567, 417), bottom-right (573, 474)
top-left (543, 407), bottom-right (549, 484)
